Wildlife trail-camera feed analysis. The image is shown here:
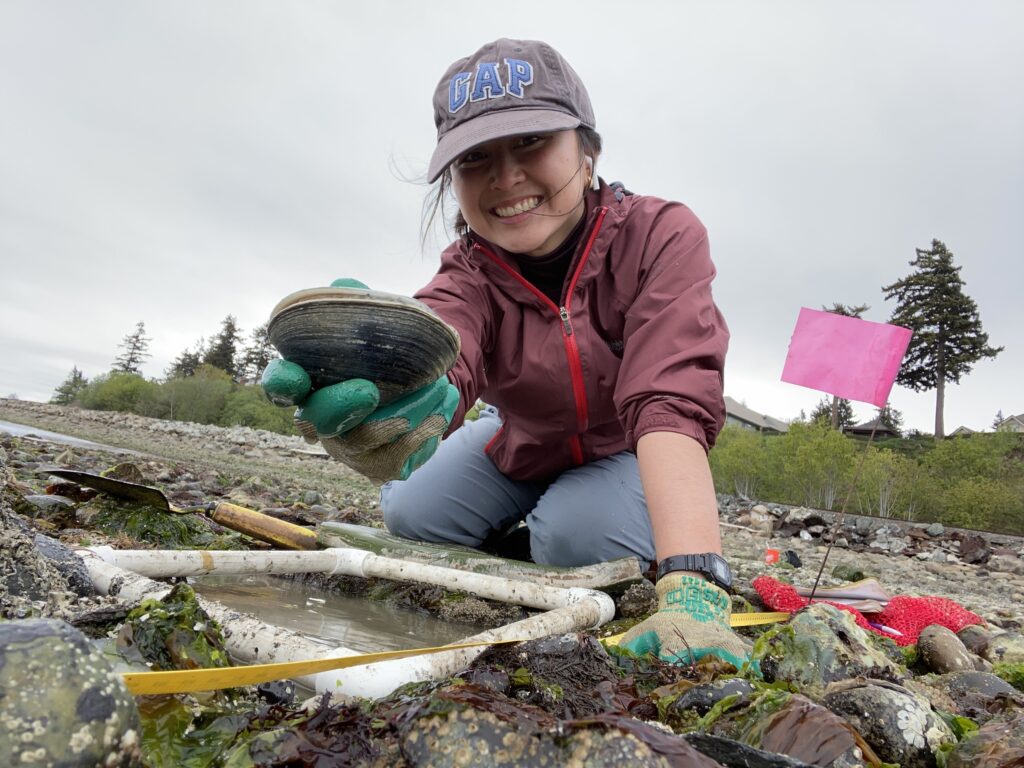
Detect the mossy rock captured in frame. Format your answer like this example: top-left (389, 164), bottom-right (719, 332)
top-left (82, 498), bottom-right (243, 549)
top-left (0, 619), bottom-right (142, 766)
top-left (751, 604), bottom-right (903, 698)
top-left (117, 583), bottom-right (232, 672)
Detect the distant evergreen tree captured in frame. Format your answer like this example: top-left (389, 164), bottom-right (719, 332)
top-left (877, 404), bottom-right (904, 434)
top-left (236, 323), bottom-right (278, 384)
top-left (50, 366), bottom-right (89, 404)
top-left (822, 303), bottom-right (870, 429)
top-left (166, 340), bottom-right (205, 379)
top-left (810, 396), bottom-right (855, 430)
top-left (883, 240), bottom-right (1002, 438)
top-left (112, 321), bottom-right (151, 374)
top-left (203, 316), bottom-right (242, 380)
top-left (993, 409), bottom-right (1005, 431)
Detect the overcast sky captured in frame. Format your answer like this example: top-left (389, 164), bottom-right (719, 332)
top-left (2, 1), bottom-right (1021, 434)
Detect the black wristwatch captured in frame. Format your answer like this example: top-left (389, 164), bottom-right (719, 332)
top-left (656, 553), bottom-right (733, 592)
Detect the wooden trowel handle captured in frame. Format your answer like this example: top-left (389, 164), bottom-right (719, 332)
top-left (211, 502), bottom-right (318, 550)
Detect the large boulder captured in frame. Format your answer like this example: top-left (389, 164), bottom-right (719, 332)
top-left (0, 618), bottom-right (141, 766)
top-left (752, 604), bottom-right (904, 697)
top-left (821, 680), bottom-right (955, 768)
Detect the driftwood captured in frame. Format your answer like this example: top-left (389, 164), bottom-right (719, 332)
top-left (316, 522), bottom-right (644, 595)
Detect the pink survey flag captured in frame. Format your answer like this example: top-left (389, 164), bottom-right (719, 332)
top-left (781, 308), bottom-right (912, 407)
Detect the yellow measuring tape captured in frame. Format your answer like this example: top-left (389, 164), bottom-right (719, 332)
top-left (122, 611), bottom-right (790, 696)
top-left (122, 639), bottom-right (522, 696)
top-left (602, 611), bottom-right (789, 646)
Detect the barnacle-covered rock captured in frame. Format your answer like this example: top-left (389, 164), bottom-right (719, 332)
top-left (268, 286), bottom-right (461, 404)
top-left (1, 505), bottom-right (76, 615)
top-left (0, 619), bottom-right (141, 766)
top-left (394, 682), bottom-right (722, 767)
top-left (33, 532), bottom-right (96, 597)
top-left (751, 603), bottom-right (903, 697)
top-left (822, 679), bottom-right (955, 767)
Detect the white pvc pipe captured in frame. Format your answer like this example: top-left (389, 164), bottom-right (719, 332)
top-left (78, 547), bottom-right (354, 691)
top-left (82, 546), bottom-right (616, 700)
top-left (87, 546), bottom-right (347, 577)
top-left (315, 600), bottom-right (606, 699)
top-left (88, 547), bottom-right (616, 621)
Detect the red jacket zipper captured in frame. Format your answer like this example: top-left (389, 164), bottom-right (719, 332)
top-left (474, 207), bottom-right (608, 465)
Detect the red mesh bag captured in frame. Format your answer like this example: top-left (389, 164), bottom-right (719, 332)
top-left (877, 596), bottom-right (984, 645)
top-left (752, 575), bottom-right (984, 646)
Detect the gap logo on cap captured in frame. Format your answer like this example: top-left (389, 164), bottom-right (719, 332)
top-left (449, 58), bottom-right (534, 113)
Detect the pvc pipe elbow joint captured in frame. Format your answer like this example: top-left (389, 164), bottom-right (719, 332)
top-left (564, 588), bottom-right (616, 628)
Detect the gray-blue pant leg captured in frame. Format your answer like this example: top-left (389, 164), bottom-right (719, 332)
top-left (381, 406), bottom-right (654, 567)
top-left (528, 452), bottom-right (655, 568)
top-left (380, 407), bottom-right (542, 547)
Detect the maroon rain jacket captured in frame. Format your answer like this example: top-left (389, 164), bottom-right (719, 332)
top-left (415, 182), bottom-right (729, 481)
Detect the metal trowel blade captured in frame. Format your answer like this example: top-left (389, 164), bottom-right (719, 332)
top-left (38, 468), bottom-right (176, 512)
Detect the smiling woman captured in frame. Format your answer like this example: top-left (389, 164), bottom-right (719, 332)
top-left (262, 37), bottom-right (748, 670)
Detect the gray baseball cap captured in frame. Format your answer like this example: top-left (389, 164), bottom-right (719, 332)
top-left (427, 39), bottom-right (595, 183)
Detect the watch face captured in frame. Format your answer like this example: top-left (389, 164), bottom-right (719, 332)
top-left (709, 555), bottom-right (733, 588)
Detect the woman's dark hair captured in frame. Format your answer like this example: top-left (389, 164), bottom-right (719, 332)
top-left (421, 126), bottom-right (603, 248)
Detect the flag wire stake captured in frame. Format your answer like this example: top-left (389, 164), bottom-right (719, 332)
top-left (807, 414), bottom-right (882, 602)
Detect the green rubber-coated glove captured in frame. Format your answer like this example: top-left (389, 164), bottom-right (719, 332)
top-left (619, 573), bottom-right (751, 670)
top-left (263, 360), bottom-right (458, 484)
top-left (304, 376), bottom-right (459, 484)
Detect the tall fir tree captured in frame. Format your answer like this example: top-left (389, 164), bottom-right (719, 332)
top-left (112, 321), bottom-right (151, 374)
top-left (166, 339), bottom-right (206, 379)
top-left (203, 316), bottom-right (242, 381)
top-left (810, 395), bottom-right (855, 430)
top-left (822, 302), bottom-right (869, 429)
top-left (883, 239), bottom-right (1002, 438)
top-left (50, 366), bottom-right (89, 404)
top-left (236, 323), bottom-right (278, 384)
top-left (876, 404), bottom-right (903, 434)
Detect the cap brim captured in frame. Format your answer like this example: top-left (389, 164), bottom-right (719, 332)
top-left (427, 108), bottom-right (581, 183)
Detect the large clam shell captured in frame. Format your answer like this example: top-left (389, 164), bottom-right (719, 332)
top-left (267, 286), bottom-right (460, 405)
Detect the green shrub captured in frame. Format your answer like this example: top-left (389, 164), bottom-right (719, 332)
top-left (766, 421), bottom-right (856, 510)
top-left (157, 365), bottom-right (233, 425)
top-left (938, 476), bottom-right (1023, 533)
top-left (710, 425), bottom-right (769, 498)
top-left (77, 372), bottom-right (160, 414)
top-left (219, 385), bottom-right (296, 434)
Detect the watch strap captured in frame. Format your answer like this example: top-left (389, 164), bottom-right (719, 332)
top-left (656, 553), bottom-right (732, 591)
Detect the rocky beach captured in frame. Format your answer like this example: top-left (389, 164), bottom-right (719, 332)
top-left (2, 397), bottom-right (1023, 767)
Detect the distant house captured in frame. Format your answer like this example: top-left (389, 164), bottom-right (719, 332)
top-left (724, 396), bottom-right (789, 434)
top-left (843, 417), bottom-right (901, 439)
top-left (995, 413), bottom-right (1024, 433)
top-left (949, 426), bottom-right (976, 437)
